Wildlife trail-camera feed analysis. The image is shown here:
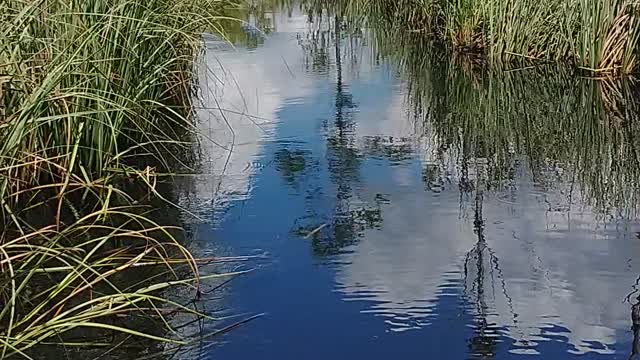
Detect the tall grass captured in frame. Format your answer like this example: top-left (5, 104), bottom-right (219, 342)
top-left (445, 0), bottom-right (483, 49)
top-left (342, 0), bottom-right (640, 74)
top-left (1, 0), bottom-right (249, 357)
top-left (1, 0), bottom-right (225, 190)
top-left (486, 0), bottom-right (640, 73)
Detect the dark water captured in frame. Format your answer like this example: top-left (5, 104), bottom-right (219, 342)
top-left (176, 8), bottom-right (640, 359)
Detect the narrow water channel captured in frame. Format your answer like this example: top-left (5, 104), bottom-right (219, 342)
top-left (176, 7), bottom-right (640, 359)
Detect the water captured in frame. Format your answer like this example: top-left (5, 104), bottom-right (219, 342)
top-left (177, 7), bottom-right (640, 359)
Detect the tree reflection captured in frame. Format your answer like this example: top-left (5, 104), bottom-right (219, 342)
top-left (630, 296), bottom-right (640, 360)
top-left (361, 136), bottom-right (414, 163)
top-left (462, 160), bottom-right (497, 359)
top-left (284, 7), bottom-right (389, 256)
top-left (247, 3), bottom-right (640, 356)
top-left (316, 12), bottom-right (367, 256)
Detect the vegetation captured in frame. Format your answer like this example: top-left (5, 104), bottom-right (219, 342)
top-left (342, 0), bottom-right (640, 74)
top-left (3, 0), bottom-right (637, 355)
top-left (0, 0), bottom-right (250, 357)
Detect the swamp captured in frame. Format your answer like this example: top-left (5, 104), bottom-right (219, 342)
top-left (4, 0), bottom-right (640, 358)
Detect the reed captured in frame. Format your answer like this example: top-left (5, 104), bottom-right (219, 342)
top-left (0, 0), bottom-right (233, 199)
top-left (1, 0), bottom-right (247, 357)
top-left (486, 0), bottom-right (640, 73)
top-left (342, 0), bottom-right (640, 74)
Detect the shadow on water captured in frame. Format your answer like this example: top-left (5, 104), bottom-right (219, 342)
top-left (399, 41), bottom-right (640, 213)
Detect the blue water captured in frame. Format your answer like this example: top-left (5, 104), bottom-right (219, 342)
top-left (176, 9), bottom-right (640, 359)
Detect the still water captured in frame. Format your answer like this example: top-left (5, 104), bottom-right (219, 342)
top-left (176, 7), bottom-right (640, 359)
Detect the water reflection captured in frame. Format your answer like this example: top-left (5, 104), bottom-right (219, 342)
top-left (188, 5), bottom-right (640, 359)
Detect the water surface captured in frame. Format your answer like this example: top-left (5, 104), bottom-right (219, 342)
top-left (178, 7), bottom-right (640, 359)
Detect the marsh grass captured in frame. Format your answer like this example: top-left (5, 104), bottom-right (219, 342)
top-left (342, 0), bottom-right (640, 74)
top-left (486, 0), bottom-right (640, 73)
top-left (0, 0), bottom-right (254, 357)
top-left (0, 0), bottom-right (227, 188)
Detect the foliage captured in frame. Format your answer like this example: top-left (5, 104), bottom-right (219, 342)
top-left (0, 0), bottom-right (248, 357)
top-left (341, 0), bottom-right (640, 74)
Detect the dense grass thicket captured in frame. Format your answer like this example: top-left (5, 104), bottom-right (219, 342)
top-left (0, 0), bottom-right (244, 357)
top-left (344, 0), bottom-right (640, 74)
top-left (1, 0), bottom-right (230, 192)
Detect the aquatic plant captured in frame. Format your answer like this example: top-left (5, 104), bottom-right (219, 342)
top-left (0, 0), bottom-right (233, 193)
top-left (341, 0), bottom-right (640, 74)
top-left (485, 0), bottom-right (640, 73)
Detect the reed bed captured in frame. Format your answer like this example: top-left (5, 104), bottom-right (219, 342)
top-left (343, 0), bottom-right (640, 74)
top-left (1, 0), bottom-right (246, 357)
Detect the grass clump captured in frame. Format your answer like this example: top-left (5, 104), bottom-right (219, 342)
top-left (342, 0), bottom-right (640, 74)
top-left (486, 0), bottom-right (640, 73)
top-left (0, 0), bottom-right (248, 357)
top-left (1, 0), bottom-right (228, 188)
